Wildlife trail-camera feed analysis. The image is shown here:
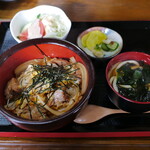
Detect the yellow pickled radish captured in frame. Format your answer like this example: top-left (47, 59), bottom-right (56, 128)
top-left (81, 30), bottom-right (107, 50)
top-left (86, 30), bottom-right (107, 50)
top-left (81, 33), bottom-right (90, 47)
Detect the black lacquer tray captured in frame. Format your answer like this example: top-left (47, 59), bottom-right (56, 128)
top-left (1, 21), bottom-right (150, 138)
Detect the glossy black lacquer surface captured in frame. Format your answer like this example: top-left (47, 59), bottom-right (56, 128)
top-left (1, 21), bottom-right (150, 132)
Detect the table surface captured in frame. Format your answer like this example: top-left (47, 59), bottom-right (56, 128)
top-left (0, 0), bottom-right (150, 22)
top-left (1, 0), bottom-right (150, 149)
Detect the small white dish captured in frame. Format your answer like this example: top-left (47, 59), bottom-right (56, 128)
top-left (77, 26), bottom-right (123, 59)
top-left (10, 5), bottom-right (72, 43)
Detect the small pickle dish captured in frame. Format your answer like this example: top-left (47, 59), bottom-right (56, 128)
top-left (77, 26), bottom-right (123, 60)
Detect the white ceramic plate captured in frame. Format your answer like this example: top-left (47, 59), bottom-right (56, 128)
top-left (77, 26), bottom-right (123, 59)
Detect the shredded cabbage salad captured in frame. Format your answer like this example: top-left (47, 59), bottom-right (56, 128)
top-left (18, 13), bottom-right (68, 41)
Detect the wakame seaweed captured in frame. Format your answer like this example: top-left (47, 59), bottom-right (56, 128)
top-left (116, 61), bottom-right (150, 102)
